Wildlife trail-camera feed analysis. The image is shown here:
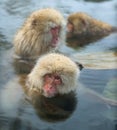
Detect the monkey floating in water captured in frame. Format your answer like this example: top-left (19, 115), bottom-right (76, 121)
top-left (66, 12), bottom-right (117, 48)
top-left (24, 53), bottom-right (81, 98)
top-left (16, 53), bottom-right (80, 122)
top-left (13, 8), bottom-right (66, 61)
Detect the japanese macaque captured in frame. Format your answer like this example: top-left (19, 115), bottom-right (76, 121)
top-left (24, 53), bottom-right (80, 98)
top-left (66, 12), bottom-right (117, 48)
top-left (13, 8), bottom-right (66, 61)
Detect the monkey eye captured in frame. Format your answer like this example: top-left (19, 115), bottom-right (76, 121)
top-left (51, 27), bottom-right (55, 30)
top-left (54, 75), bottom-right (62, 84)
top-left (45, 73), bottom-right (52, 78)
top-left (32, 19), bottom-right (37, 26)
top-left (51, 26), bottom-right (61, 31)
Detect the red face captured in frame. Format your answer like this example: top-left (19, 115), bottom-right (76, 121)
top-left (43, 73), bottom-right (62, 97)
top-left (50, 26), bottom-right (61, 47)
top-left (67, 22), bottom-right (74, 33)
top-left (66, 22), bottom-right (74, 38)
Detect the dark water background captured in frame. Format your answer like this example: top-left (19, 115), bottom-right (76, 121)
top-left (0, 0), bottom-right (117, 130)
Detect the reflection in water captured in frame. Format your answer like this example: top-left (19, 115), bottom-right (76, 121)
top-left (0, 52), bottom-right (78, 128)
top-left (15, 53), bottom-right (78, 122)
top-left (0, 65), bottom-right (117, 129)
top-left (30, 92), bottom-right (77, 122)
top-left (0, 74), bottom-right (77, 130)
top-left (0, 0), bottom-right (117, 129)
top-left (13, 58), bottom-right (35, 74)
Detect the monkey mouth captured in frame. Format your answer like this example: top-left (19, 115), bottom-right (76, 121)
top-left (51, 37), bottom-right (59, 48)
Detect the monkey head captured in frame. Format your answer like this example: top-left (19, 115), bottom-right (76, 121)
top-left (26, 53), bottom-right (80, 98)
top-left (13, 8), bottom-right (66, 60)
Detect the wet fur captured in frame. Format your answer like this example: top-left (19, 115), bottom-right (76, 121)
top-left (67, 12), bottom-right (117, 48)
top-left (13, 8), bottom-right (66, 60)
top-left (26, 53), bottom-right (80, 97)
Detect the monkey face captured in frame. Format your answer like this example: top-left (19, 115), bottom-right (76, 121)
top-left (42, 73), bottom-right (62, 97)
top-left (67, 12), bottom-right (90, 36)
top-left (26, 53), bottom-right (80, 98)
top-left (27, 8), bottom-right (66, 48)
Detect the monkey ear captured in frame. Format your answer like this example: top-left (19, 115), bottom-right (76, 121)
top-left (75, 61), bottom-right (84, 71)
top-left (80, 17), bottom-right (88, 27)
top-left (32, 19), bottom-right (37, 26)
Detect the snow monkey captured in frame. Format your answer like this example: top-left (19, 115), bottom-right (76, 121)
top-left (13, 8), bottom-right (66, 61)
top-left (66, 12), bottom-right (117, 48)
top-left (25, 53), bottom-right (81, 98)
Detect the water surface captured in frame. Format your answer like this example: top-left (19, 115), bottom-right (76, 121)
top-left (0, 0), bottom-right (117, 130)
